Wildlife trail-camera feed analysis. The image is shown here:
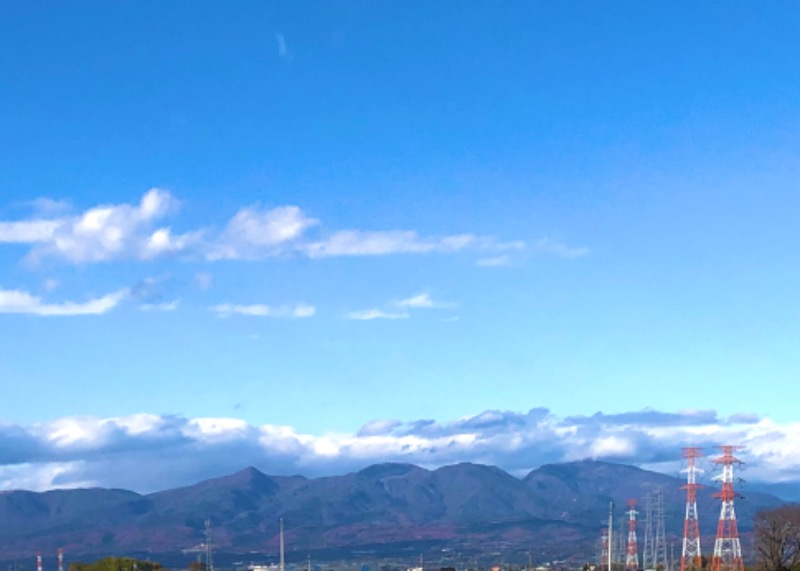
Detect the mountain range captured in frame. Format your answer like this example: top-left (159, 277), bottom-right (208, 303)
top-left (0, 460), bottom-right (788, 566)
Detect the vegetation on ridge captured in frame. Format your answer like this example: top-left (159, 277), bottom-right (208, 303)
top-left (69, 557), bottom-right (163, 571)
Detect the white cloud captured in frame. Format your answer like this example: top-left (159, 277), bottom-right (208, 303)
top-left (2, 190), bottom-right (574, 266)
top-left (143, 227), bottom-right (201, 259)
top-left (0, 288), bottom-right (127, 316)
top-left (211, 302), bottom-right (315, 318)
top-left (1, 408), bottom-right (798, 493)
top-left (304, 230), bottom-right (476, 258)
top-left (209, 205), bottom-right (318, 260)
top-left (347, 308), bottom-right (410, 320)
top-left (348, 292), bottom-right (454, 321)
top-left (396, 292), bottom-right (454, 309)
top-left (0, 220), bottom-right (60, 243)
top-left (20, 188), bottom-right (199, 263)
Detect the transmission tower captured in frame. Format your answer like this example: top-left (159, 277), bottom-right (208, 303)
top-left (626, 499), bottom-right (639, 570)
top-left (643, 492), bottom-right (655, 570)
top-left (608, 502), bottom-right (615, 571)
top-left (653, 488), bottom-right (668, 570)
top-left (680, 447), bottom-right (704, 571)
top-left (617, 516), bottom-right (628, 566)
top-left (710, 446), bottom-right (744, 571)
top-left (601, 528), bottom-right (610, 571)
top-left (204, 518), bottom-right (214, 571)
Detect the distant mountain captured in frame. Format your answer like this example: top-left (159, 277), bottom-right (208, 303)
top-left (743, 481), bottom-right (800, 503)
top-left (0, 461), bottom-right (788, 565)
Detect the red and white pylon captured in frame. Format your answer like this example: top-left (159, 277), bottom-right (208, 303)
top-left (626, 499), bottom-right (639, 570)
top-left (680, 447), bottom-right (704, 571)
top-left (711, 446), bottom-right (744, 571)
top-left (601, 527), bottom-right (610, 571)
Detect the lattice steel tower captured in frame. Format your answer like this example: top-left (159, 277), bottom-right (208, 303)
top-left (626, 499), bottom-right (639, 570)
top-left (644, 489), bottom-right (668, 570)
top-left (653, 488), bottom-right (668, 569)
top-left (680, 447), bottom-right (704, 571)
top-left (601, 528), bottom-right (610, 571)
top-left (711, 446), bottom-right (744, 571)
top-left (617, 516), bottom-right (628, 566)
top-left (643, 492), bottom-right (655, 570)
top-left (204, 517), bottom-right (214, 571)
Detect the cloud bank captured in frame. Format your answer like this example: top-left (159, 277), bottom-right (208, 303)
top-left (0, 189), bottom-right (585, 265)
top-left (1, 408), bottom-right (798, 493)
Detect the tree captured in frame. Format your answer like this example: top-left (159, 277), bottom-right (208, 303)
top-left (755, 505), bottom-right (800, 571)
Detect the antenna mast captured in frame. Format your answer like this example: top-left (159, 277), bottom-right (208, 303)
top-left (280, 518), bottom-right (285, 571)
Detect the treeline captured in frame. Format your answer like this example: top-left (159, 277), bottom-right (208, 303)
top-left (69, 558), bottom-right (164, 571)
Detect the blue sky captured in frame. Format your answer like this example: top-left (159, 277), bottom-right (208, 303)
top-left (2, 1), bottom-right (800, 490)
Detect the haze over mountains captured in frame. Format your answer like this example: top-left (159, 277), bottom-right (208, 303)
top-left (0, 460), bottom-right (787, 565)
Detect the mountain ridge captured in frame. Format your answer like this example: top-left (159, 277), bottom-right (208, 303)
top-left (0, 460), bottom-right (788, 564)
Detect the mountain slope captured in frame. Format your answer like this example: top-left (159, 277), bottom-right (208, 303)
top-left (0, 461), bottom-right (788, 563)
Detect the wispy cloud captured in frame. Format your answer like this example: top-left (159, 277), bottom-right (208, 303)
top-left (211, 302), bottom-right (315, 318)
top-left (0, 287), bottom-right (127, 316)
top-left (0, 220), bottom-right (60, 244)
top-left (304, 230), bottom-right (477, 258)
top-left (275, 33), bottom-right (290, 60)
top-left (0, 408), bottom-right (797, 493)
top-left (349, 292), bottom-right (455, 320)
top-left (140, 300), bottom-right (180, 312)
top-left (347, 308), bottom-right (410, 320)
top-left (476, 254), bottom-right (513, 267)
top-left (533, 237), bottom-right (589, 258)
top-left (195, 272), bottom-right (213, 290)
top-left (396, 292), bottom-right (455, 309)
